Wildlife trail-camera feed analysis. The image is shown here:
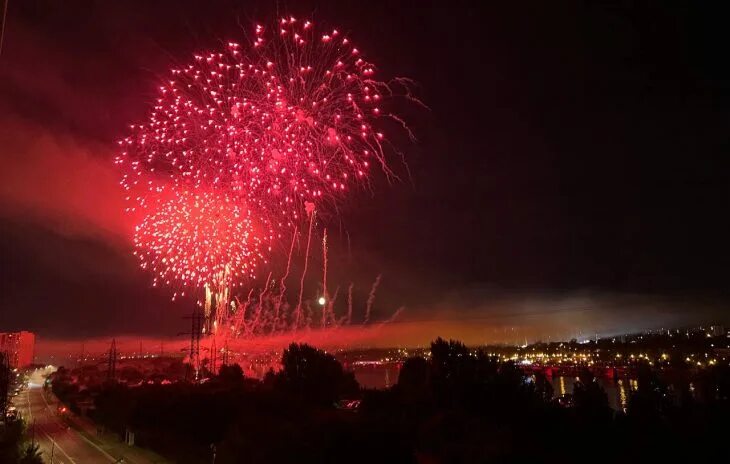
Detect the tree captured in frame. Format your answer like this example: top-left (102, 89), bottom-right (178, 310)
top-left (274, 343), bottom-right (358, 406)
top-left (0, 419), bottom-right (23, 463)
top-left (1, 419), bottom-right (44, 464)
top-left (533, 371), bottom-right (554, 403)
top-left (430, 338), bottom-right (474, 404)
top-left (0, 353), bottom-right (9, 418)
top-left (573, 368), bottom-right (611, 425)
top-left (627, 362), bottom-right (665, 422)
top-left (397, 356), bottom-right (430, 400)
top-left (430, 337), bottom-right (472, 382)
top-left (119, 366), bottom-right (143, 384)
top-left (18, 443), bottom-right (43, 464)
top-left (218, 364), bottom-right (244, 384)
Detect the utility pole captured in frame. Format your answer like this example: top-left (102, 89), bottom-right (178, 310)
top-left (222, 340), bottom-right (229, 367)
top-left (210, 338), bottom-right (217, 376)
top-left (107, 339), bottom-right (117, 382)
top-left (181, 307), bottom-right (203, 381)
top-left (192, 308), bottom-right (202, 379)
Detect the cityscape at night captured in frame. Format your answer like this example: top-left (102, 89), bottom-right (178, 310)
top-left (2, 1), bottom-right (730, 463)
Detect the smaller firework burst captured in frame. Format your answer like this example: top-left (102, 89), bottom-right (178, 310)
top-left (133, 189), bottom-right (270, 296)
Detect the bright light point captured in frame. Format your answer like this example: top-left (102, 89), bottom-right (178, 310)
top-left (318, 296), bottom-right (326, 306)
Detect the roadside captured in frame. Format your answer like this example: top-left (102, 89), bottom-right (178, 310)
top-left (42, 388), bottom-right (167, 464)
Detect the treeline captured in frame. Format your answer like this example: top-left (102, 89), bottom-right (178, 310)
top-left (0, 352), bottom-right (42, 464)
top-left (54, 338), bottom-right (730, 463)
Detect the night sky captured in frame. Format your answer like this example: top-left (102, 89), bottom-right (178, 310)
top-left (2, 1), bottom-right (729, 342)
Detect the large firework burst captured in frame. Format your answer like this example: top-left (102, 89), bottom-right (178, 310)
top-left (117, 16), bottom-right (416, 293)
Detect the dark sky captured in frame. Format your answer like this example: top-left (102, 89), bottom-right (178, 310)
top-left (1, 1), bottom-right (729, 341)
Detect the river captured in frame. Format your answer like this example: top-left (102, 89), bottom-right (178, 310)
top-left (352, 364), bottom-right (636, 411)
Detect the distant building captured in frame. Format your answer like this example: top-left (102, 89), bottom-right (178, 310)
top-left (0, 331), bottom-right (36, 368)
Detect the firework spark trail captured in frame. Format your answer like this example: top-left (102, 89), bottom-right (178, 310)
top-left (249, 271), bottom-right (272, 336)
top-left (295, 206), bottom-right (316, 329)
top-left (271, 226), bottom-right (299, 333)
top-left (276, 226), bottom-right (299, 312)
top-left (233, 289), bottom-right (254, 336)
top-left (213, 284), bottom-right (232, 333)
top-left (346, 230), bottom-right (352, 262)
top-left (326, 285), bottom-right (340, 327)
top-left (305, 301), bottom-right (313, 328)
top-left (346, 282), bottom-right (354, 325)
top-left (385, 306), bottom-right (405, 324)
top-left (321, 228), bottom-right (328, 326)
top-left (364, 274), bottom-right (381, 324)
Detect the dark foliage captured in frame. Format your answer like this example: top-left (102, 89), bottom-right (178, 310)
top-left (1, 419), bottom-right (44, 464)
top-left (0, 419), bottom-right (23, 463)
top-left (43, 339), bottom-right (730, 463)
top-left (18, 443), bottom-right (43, 464)
top-left (272, 343), bottom-right (359, 406)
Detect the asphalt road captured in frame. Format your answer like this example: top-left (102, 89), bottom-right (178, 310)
top-left (14, 369), bottom-right (118, 463)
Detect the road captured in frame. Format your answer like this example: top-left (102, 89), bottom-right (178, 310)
top-left (12, 368), bottom-right (164, 464)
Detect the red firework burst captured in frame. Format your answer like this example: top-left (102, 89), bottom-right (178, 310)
top-left (133, 189), bottom-right (269, 293)
top-left (118, 17), bottom-right (412, 222)
top-left (117, 16), bottom-right (417, 291)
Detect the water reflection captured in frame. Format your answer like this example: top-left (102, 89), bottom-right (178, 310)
top-left (548, 376), bottom-right (634, 411)
top-left (352, 364), bottom-right (639, 411)
top-left (617, 379), bottom-right (628, 411)
top-left (354, 364), bottom-right (401, 390)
